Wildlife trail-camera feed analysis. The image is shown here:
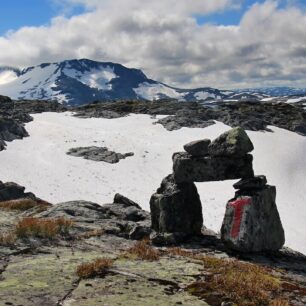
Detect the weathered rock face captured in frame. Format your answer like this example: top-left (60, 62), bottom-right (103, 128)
top-left (183, 139), bottom-right (211, 157)
top-left (66, 146), bottom-right (134, 163)
top-left (221, 185), bottom-right (285, 252)
top-left (150, 174), bottom-right (203, 237)
top-left (172, 152), bottom-right (254, 183)
top-left (0, 181), bottom-right (36, 201)
top-left (208, 127), bottom-right (254, 157)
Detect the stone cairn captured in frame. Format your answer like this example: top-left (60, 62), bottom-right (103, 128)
top-left (150, 127), bottom-right (285, 252)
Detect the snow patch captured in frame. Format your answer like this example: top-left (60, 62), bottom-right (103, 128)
top-left (0, 113), bottom-right (305, 254)
top-left (0, 70), bottom-right (18, 85)
top-left (134, 82), bottom-right (185, 100)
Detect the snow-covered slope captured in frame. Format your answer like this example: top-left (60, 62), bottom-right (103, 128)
top-left (0, 112), bottom-right (305, 254)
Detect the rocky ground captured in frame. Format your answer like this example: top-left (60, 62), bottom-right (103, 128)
top-left (0, 182), bottom-right (306, 306)
top-left (73, 100), bottom-right (306, 135)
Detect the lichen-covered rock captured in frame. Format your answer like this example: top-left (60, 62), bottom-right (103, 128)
top-left (150, 174), bottom-right (203, 237)
top-left (183, 139), bottom-right (211, 156)
top-left (221, 185), bottom-right (285, 252)
top-left (233, 175), bottom-right (267, 190)
top-left (172, 152), bottom-right (254, 183)
top-left (208, 127), bottom-right (254, 157)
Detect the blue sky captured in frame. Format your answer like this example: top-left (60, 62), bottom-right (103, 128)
top-left (0, 0), bottom-right (86, 35)
top-left (0, 0), bottom-right (306, 88)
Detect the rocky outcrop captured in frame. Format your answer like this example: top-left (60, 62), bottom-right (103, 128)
top-left (67, 146), bottom-right (134, 163)
top-left (73, 100), bottom-right (306, 136)
top-left (221, 179), bottom-right (285, 252)
top-left (150, 175), bottom-right (203, 244)
top-left (0, 181), bottom-right (36, 201)
top-left (150, 127), bottom-right (285, 252)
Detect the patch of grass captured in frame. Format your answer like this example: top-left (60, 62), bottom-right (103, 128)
top-left (76, 257), bottom-right (114, 279)
top-left (15, 217), bottom-right (73, 239)
top-left (0, 198), bottom-right (51, 212)
top-left (125, 239), bottom-right (160, 261)
top-left (187, 256), bottom-right (283, 306)
top-left (166, 247), bottom-right (193, 257)
top-left (269, 299), bottom-right (289, 306)
top-left (0, 232), bottom-right (16, 246)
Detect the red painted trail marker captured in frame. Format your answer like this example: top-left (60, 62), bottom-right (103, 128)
top-left (228, 197), bottom-right (251, 238)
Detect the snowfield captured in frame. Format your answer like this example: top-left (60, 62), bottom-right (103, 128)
top-left (0, 112), bottom-right (305, 254)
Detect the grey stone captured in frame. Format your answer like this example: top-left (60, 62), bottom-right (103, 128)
top-left (208, 127), bottom-right (254, 157)
top-left (172, 152), bottom-right (254, 183)
top-left (150, 174), bottom-right (203, 236)
top-left (114, 193), bottom-right (142, 209)
top-left (183, 139), bottom-right (211, 156)
top-left (0, 181), bottom-right (36, 202)
top-left (150, 232), bottom-right (188, 246)
top-left (129, 222), bottom-right (152, 240)
top-left (66, 146), bottom-right (134, 164)
top-left (221, 185), bottom-right (285, 252)
top-left (233, 175), bottom-right (267, 190)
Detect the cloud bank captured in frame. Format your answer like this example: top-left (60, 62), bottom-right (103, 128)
top-left (0, 0), bottom-right (306, 89)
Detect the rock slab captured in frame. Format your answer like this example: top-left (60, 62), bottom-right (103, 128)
top-left (183, 139), bottom-right (211, 156)
top-left (173, 152), bottom-right (254, 183)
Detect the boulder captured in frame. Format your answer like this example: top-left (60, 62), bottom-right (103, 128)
top-left (183, 139), bottom-right (211, 156)
top-left (0, 181), bottom-right (36, 202)
top-left (233, 175), bottom-right (267, 190)
top-left (173, 152), bottom-right (254, 183)
top-left (221, 185), bottom-right (285, 252)
top-left (208, 127), bottom-right (254, 157)
top-left (150, 174), bottom-right (203, 237)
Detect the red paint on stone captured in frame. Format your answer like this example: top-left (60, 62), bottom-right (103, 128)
top-left (228, 197), bottom-right (251, 238)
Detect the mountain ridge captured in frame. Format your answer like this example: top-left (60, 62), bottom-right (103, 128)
top-left (0, 58), bottom-right (306, 105)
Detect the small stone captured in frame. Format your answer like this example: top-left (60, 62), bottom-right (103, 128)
top-left (114, 193), bottom-right (141, 209)
top-left (233, 175), bottom-right (267, 190)
top-left (183, 139), bottom-right (211, 156)
top-left (208, 127), bottom-right (254, 157)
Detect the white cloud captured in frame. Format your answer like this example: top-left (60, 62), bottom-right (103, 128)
top-left (0, 0), bottom-right (306, 89)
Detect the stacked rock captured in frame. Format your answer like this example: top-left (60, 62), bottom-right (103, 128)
top-left (221, 175), bottom-right (285, 252)
top-left (150, 127), bottom-right (285, 251)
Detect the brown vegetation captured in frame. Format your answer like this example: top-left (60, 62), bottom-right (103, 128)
top-left (0, 198), bottom-right (51, 212)
top-left (76, 257), bottom-right (114, 279)
top-left (187, 255), bottom-right (286, 306)
top-left (125, 239), bottom-right (160, 261)
top-left (15, 217), bottom-right (73, 239)
top-left (0, 232), bottom-right (16, 246)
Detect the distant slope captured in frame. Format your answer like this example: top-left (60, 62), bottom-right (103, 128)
top-left (0, 59), bottom-right (306, 105)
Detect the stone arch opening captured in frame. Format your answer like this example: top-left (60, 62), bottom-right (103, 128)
top-left (150, 127), bottom-right (285, 252)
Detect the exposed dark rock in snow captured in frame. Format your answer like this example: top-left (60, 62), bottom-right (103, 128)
top-left (73, 100), bottom-right (306, 136)
top-left (183, 139), bottom-right (211, 156)
top-left (66, 146), bottom-right (134, 163)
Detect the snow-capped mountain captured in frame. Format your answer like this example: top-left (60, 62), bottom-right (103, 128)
top-left (0, 59), bottom-right (305, 105)
top-left (0, 59), bottom-right (233, 105)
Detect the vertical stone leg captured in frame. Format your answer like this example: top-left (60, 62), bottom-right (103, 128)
top-left (150, 174), bottom-right (203, 244)
top-left (221, 185), bottom-right (285, 252)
